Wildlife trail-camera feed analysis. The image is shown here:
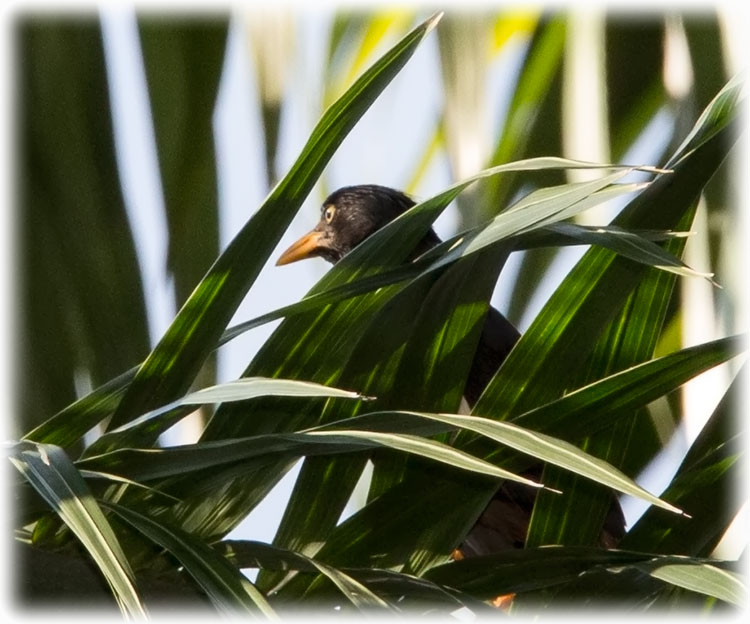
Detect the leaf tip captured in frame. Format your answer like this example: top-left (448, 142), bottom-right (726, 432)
top-left (662, 501), bottom-right (689, 517)
top-left (638, 165), bottom-right (674, 175)
top-left (671, 230), bottom-right (695, 238)
top-left (425, 11), bottom-right (444, 33)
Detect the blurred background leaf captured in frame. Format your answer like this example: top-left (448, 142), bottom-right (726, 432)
top-left (138, 17), bottom-right (229, 407)
top-left (17, 18), bottom-right (150, 436)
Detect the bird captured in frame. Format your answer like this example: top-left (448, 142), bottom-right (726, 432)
top-left (276, 185), bottom-right (625, 591)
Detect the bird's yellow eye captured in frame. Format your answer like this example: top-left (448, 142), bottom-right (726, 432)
top-left (324, 205), bottom-right (336, 223)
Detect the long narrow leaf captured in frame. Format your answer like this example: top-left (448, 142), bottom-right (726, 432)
top-left (318, 413), bottom-right (683, 515)
top-left (305, 335), bottom-right (740, 580)
top-left (636, 560), bottom-right (747, 608)
top-left (103, 502), bottom-right (276, 617)
top-left (109, 12), bottom-right (444, 430)
top-left (306, 430), bottom-right (543, 487)
top-left (255, 271), bottom-right (444, 592)
top-left (344, 567), bottom-right (494, 614)
top-left (423, 546), bottom-right (653, 598)
top-left (180, 378), bottom-right (368, 405)
top-left (221, 540), bottom-right (391, 611)
top-left (622, 364), bottom-right (745, 556)
top-left (521, 73), bottom-right (743, 550)
top-left (256, 455), bottom-right (370, 593)
top-left (545, 222), bottom-right (714, 282)
top-left (223, 541), bottom-right (492, 613)
top-left (510, 334), bottom-right (744, 441)
top-left (79, 430), bottom-right (542, 489)
top-left (473, 77), bottom-right (741, 422)
top-left (312, 334), bottom-right (741, 454)
top-left (272, 468), bottom-right (495, 580)
top-left (10, 443), bottom-right (145, 618)
top-left (85, 378), bottom-right (367, 457)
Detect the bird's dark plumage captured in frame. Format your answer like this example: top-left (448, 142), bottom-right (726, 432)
top-left (277, 185), bottom-right (440, 265)
top-left (322, 185), bottom-right (423, 259)
top-left (277, 185), bottom-right (625, 560)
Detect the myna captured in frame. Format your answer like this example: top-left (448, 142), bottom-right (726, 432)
top-left (277, 185), bottom-right (625, 570)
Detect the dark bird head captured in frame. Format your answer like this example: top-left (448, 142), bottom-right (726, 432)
top-left (276, 184), bottom-right (438, 265)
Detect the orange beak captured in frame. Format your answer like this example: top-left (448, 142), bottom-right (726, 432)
top-left (276, 230), bottom-right (325, 266)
